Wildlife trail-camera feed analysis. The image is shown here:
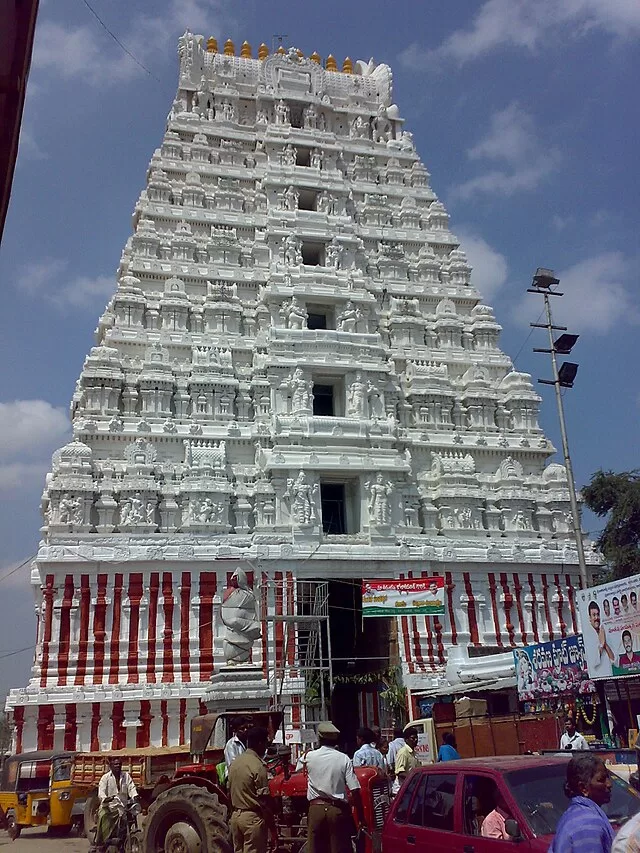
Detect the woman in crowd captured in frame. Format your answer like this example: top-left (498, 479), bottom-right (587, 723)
top-left (550, 754), bottom-right (613, 853)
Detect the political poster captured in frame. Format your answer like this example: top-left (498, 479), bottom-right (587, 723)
top-left (361, 577), bottom-right (445, 617)
top-left (577, 577), bottom-right (640, 679)
top-left (513, 635), bottom-right (594, 702)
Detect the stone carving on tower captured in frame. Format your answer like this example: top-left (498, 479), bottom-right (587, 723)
top-left (7, 33), bottom-right (598, 753)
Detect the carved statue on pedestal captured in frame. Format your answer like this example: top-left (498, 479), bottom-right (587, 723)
top-left (284, 234), bottom-right (302, 266)
top-left (289, 367), bottom-right (310, 412)
top-left (366, 473), bottom-right (394, 525)
top-left (221, 568), bottom-right (261, 665)
top-left (285, 471), bottom-right (318, 526)
top-left (348, 372), bottom-right (369, 418)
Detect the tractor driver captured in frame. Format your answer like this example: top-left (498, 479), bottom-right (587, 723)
top-left (301, 721), bottom-right (365, 853)
top-left (92, 756), bottom-right (139, 852)
top-left (225, 715), bottom-right (252, 771)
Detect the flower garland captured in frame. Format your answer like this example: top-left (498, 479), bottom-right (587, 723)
top-left (576, 698), bottom-right (598, 727)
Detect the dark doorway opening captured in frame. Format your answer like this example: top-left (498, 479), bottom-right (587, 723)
top-left (313, 384), bottom-right (334, 416)
top-left (321, 483), bottom-right (346, 534)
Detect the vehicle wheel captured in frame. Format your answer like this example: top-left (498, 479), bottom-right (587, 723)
top-left (6, 814), bottom-right (21, 841)
top-left (143, 784), bottom-right (232, 853)
top-left (84, 791), bottom-right (100, 840)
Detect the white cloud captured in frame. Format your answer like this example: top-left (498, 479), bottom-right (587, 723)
top-left (33, 0), bottom-right (229, 87)
top-left (0, 401), bottom-right (69, 457)
top-left (18, 125), bottom-right (48, 162)
top-left (400, 0), bottom-right (640, 68)
top-left (456, 229), bottom-right (509, 302)
top-left (451, 102), bottom-right (560, 199)
top-left (0, 400), bottom-right (70, 495)
top-left (16, 259), bottom-right (114, 309)
top-left (0, 557), bottom-right (34, 591)
top-left (512, 252), bottom-right (639, 334)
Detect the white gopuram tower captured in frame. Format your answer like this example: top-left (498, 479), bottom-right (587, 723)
top-left (7, 36), bottom-right (596, 751)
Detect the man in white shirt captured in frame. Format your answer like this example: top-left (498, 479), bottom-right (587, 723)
top-left (353, 727), bottom-right (386, 771)
top-left (386, 728), bottom-right (406, 773)
top-left (93, 757), bottom-right (138, 851)
top-left (301, 721), bottom-right (365, 853)
top-left (583, 601), bottom-right (614, 677)
top-left (559, 716), bottom-right (589, 751)
top-left (224, 715), bottom-right (251, 770)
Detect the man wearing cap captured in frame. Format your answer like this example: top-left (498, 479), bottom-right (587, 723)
top-left (300, 721), bottom-right (365, 853)
top-left (228, 726), bottom-right (276, 853)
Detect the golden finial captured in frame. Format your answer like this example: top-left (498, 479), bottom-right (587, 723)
top-left (342, 56), bottom-right (353, 73)
top-left (240, 40), bottom-right (252, 58)
top-left (258, 43), bottom-right (269, 60)
top-left (325, 54), bottom-right (338, 71)
top-left (296, 48), bottom-right (304, 58)
top-left (310, 51), bottom-right (321, 64)
top-left (207, 37), bottom-right (218, 53)
top-left (224, 38), bottom-right (235, 56)
top-left (276, 45), bottom-right (286, 56)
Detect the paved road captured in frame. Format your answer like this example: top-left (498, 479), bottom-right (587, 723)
top-left (0, 828), bottom-right (88, 852)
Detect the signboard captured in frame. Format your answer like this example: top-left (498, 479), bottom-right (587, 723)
top-left (414, 718), bottom-right (437, 765)
top-left (362, 577), bottom-right (445, 617)
top-left (577, 577), bottom-right (640, 679)
top-left (513, 635), bottom-right (594, 701)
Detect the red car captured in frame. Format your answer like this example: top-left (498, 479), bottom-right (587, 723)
top-left (383, 755), bottom-right (640, 852)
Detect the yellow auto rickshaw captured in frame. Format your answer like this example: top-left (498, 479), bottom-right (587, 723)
top-left (0, 751), bottom-right (86, 838)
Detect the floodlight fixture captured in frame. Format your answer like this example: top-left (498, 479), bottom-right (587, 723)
top-left (553, 334), bottom-right (579, 355)
top-left (558, 362), bottom-right (579, 388)
top-left (531, 267), bottom-right (560, 290)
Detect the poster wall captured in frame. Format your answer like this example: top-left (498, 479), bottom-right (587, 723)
top-left (362, 577), bottom-right (445, 617)
top-left (513, 635), bottom-right (594, 702)
top-left (577, 577), bottom-right (640, 679)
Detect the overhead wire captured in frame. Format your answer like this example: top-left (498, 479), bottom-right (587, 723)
top-left (79, 0), bottom-right (162, 83)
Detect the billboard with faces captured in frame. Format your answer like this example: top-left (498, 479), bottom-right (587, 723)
top-left (576, 577), bottom-right (640, 679)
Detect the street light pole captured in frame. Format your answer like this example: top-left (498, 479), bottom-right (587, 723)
top-left (529, 269), bottom-right (589, 589)
top-left (541, 292), bottom-right (589, 588)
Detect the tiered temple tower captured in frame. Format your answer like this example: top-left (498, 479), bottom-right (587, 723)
top-left (7, 36), bottom-right (596, 751)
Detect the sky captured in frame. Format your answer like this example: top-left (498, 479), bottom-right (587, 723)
top-left (0, 0), bottom-right (638, 699)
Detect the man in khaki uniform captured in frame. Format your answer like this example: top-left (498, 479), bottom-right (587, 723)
top-left (301, 721), bottom-right (365, 853)
top-left (228, 727), bottom-right (275, 853)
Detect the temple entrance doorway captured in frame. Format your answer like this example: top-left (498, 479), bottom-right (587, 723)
top-left (327, 579), bottom-right (393, 752)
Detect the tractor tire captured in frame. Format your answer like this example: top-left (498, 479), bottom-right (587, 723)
top-left (84, 791), bottom-right (100, 841)
top-left (143, 784), bottom-right (232, 853)
top-left (6, 813), bottom-right (21, 841)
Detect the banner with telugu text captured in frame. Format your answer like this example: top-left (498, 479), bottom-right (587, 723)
top-left (361, 577), bottom-right (445, 617)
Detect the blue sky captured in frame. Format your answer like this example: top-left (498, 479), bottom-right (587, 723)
top-left (0, 0), bottom-right (638, 697)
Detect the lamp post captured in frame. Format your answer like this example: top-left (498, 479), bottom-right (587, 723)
top-left (528, 268), bottom-right (589, 588)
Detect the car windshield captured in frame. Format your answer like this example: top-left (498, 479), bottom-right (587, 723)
top-left (506, 763), bottom-right (640, 836)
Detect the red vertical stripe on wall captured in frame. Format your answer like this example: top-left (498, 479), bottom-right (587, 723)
top-left (40, 574), bottom-right (55, 687)
top-left (127, 574), bottom-right (143, 683)
top-left (512, 573), bottom-right (527, 646)
top-left (444, 572), bottom-right (458, 646)
top-left (137, 701), bottom-right (151, 748)
top-left (90, 703), bottom-right (101, 751)
top-left (541, 574), bottom-right (554, 640)
top-left (13, 707), bottom-right (24, 753)
top-left (274, 572), bottom-right (284, 675)
top-left (147, 573), bottom-right (159, 683)
top-left (565, 574), bottom-right (578, 634)
top-left (109, 574), bottom-right (124, 684)
top-left (261, 571), bottom-right (269, 679)
top-left (111, 702), bottom-right (125, 750)
top-left (161, 573), bottom-right (175, 683)
top-left (179, 698), bottom-right (187, 744)
top-left (93, 574), bottom-right (108, 684)
top-left (554, 574), bottom-right (567, 638)
top-left (527, 574), bottom-right (540, 643)
top-left (488, 573), bottom-right (503, 647)
top-left (75, 576), bottom-right (90, 685)
top-left (462, 573), bottom-right (480, 645)
top-left (161, 700), bottom-right (168, 747)
top-left (499, 573), bottom-right (516, 646)
top-left (199, 572), bottom-right (216, 681)
top-left (286, 573), bottom-right (296, 667)
top-left (180, 572), bottom-right (191, 682)
top-left (37, 706), bottom-right (54, 751)
top-left (64, 704), bottom-right (77, 752)
top-left (57, 575), bottom-right (74, 686)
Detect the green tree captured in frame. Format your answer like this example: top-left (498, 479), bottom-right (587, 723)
top-left (0, 711), bottom-right (12, 755)
top-left (582, 470), bottom-right (640, 580)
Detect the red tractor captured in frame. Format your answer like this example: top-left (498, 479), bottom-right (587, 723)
top-left (142, 712), bottom-right (390, 853)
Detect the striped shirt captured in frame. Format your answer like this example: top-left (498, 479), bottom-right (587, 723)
top-left (550, 796), bottom-right (614, 853)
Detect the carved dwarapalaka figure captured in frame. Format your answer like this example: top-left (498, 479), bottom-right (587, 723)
top-left (348, 372), bottom-right (369, 417)
top-left (284, 185), bottom-right (299, 211)
top-left (221, 568), bottom-right (261, 665)
top-left (366, 473), bottom-right (394, 525)
top-left (337, 301), bottom-right (357, 332)
top-left (282, 296), bottom-right (306, 329)
top-left (289, 367), bottom-right (310, 412)
top-left (285, 471), bottom-right (318, 526)
top-left (284, 233), bottom-right (302, 266)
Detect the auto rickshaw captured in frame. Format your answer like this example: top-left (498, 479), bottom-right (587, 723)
top-left (0, 751), bottom-right (87, 838)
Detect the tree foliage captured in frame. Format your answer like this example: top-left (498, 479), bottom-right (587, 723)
top-left (582, 470), bottom-right (640, 580)
top-left (0, 712), bottom-right (12, 755)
